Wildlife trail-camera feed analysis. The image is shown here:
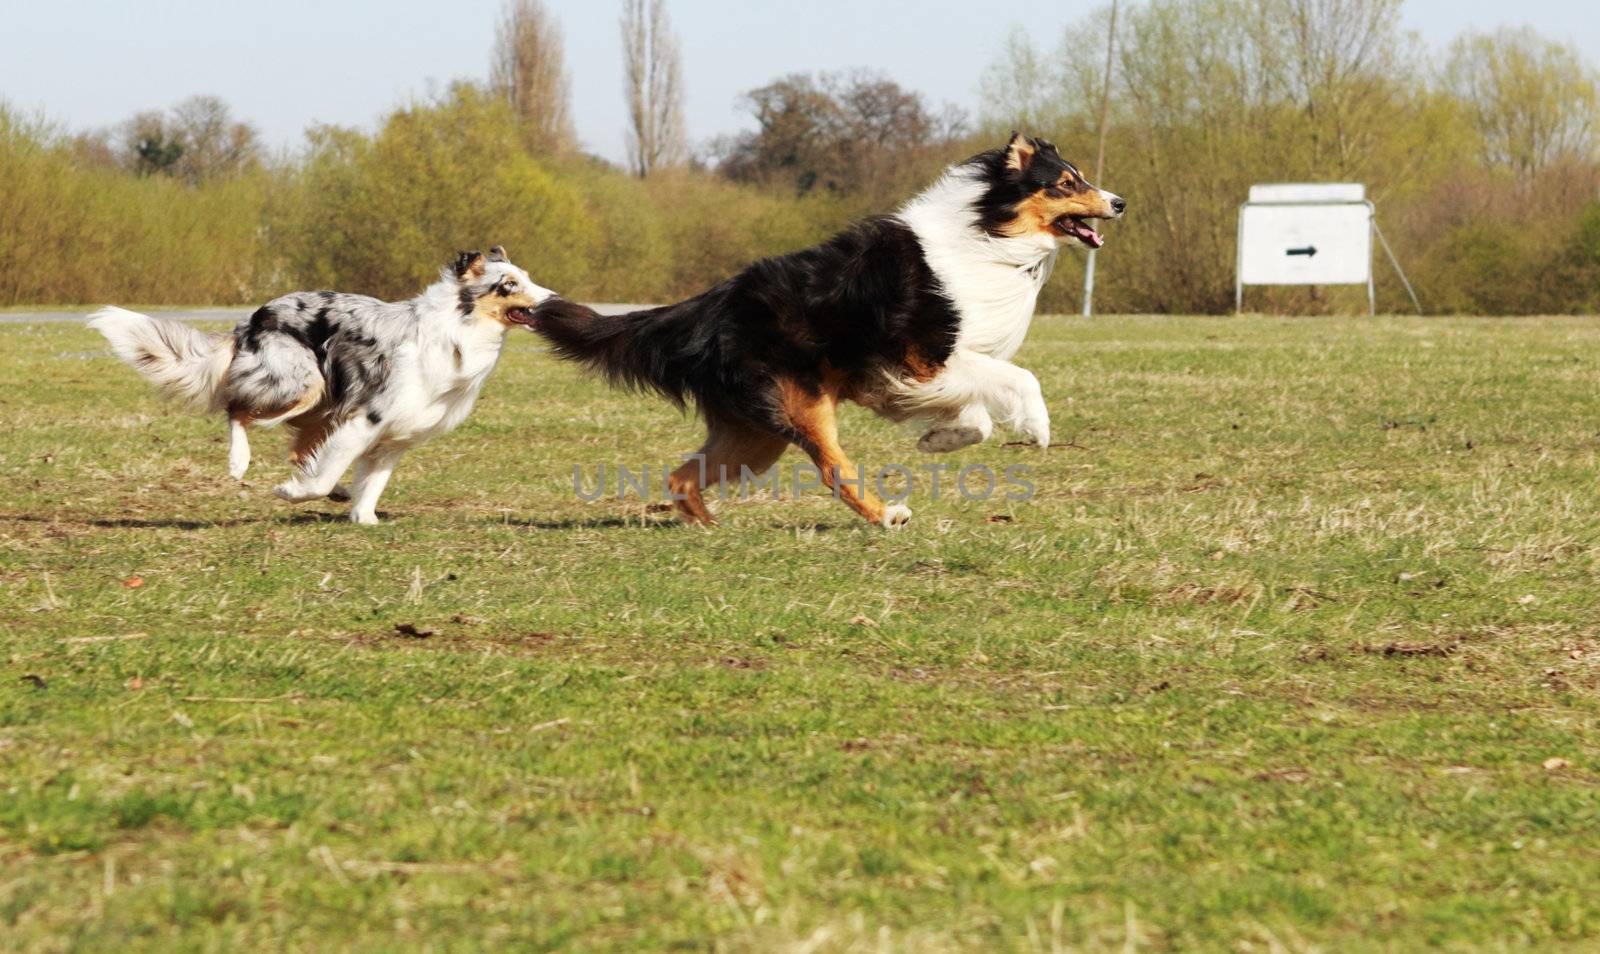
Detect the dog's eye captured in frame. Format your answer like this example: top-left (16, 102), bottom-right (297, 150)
top-left (501, 281), bottom-right (519, 294)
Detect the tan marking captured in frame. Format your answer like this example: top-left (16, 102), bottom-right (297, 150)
top-left (287, 411), bottom-right (336, 468)
top-left (1005, 189), bottom-right (1120, 240)
top-left (230, 378), bottom-right (325, 428)
top-left (1005, 132), bottom-right (1036, 173)
top-left (472, 285), bottom-right (543, 329)
top-left (902, 349), bottom-right (943, 384)
top-left (777, 378), bottom-right (889, 526)
top-left (668, 425), bottom-right (790, 526)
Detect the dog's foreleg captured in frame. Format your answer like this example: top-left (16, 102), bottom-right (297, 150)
top-left (228, 418), bottom-right (251, 480)
top-left (917, 402), bottom-right (994, 453)
top-left (914, 350), bottom-right (1050, 449)
top-left (274, 417), bottom-right (380, 504)
top-left (347, 447), bottom-right (403, 525)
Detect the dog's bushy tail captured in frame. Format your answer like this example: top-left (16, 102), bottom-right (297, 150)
top-left (88, 307), bottom-right (234, 411)
top-left (531, 298), bottom-right (704, 408)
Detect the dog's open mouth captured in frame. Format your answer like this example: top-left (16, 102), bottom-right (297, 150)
top-left (505, 306), bottom-right (536, 327)
top-left (1055, 216), bottom-right (1104, 249)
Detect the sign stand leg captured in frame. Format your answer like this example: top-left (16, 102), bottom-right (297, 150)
top-left (1235, 203), bottom-right (1246, 314)
top-left (1373, 220), bottom-right (1423, 315)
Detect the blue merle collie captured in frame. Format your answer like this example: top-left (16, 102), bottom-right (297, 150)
top-left (531, 133), bottom-right (1124, 529)
top-left (89, 248), bottom-right (551, 524)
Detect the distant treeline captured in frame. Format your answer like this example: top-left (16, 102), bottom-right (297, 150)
top-left (1, 0), bottom-right (1596, 314)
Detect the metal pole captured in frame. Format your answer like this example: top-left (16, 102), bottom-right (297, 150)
top-left (1235, 202), bottom-right (1247, 314)
top-left (1373, 219), bottom-right (1423, 315)
top-left (1082, 252), bottom-right (1097, 317)
top-left (1365, 204), bottom-right (1376, 316)
top-left (1082, 0), bottom-right (1119, 318)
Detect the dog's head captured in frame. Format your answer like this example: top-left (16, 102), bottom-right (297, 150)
top-left (973, 132), bottom-right (1125, 248)
top-left (451, 246), bottom-right (553, 329)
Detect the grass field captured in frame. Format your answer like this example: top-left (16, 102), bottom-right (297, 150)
top-left (3, 314), bottom-right (1599, 952)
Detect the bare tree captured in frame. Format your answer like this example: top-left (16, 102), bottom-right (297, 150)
top-left (621, 0), bottom-right (687, 177)
top-left (717, 71), bottom-right (962, 198)
top-left (119, 97), bottom-right (259, 183)
top-left (169, 96), bottom-right (260, 184)
top-left (120, 109), bottom-right (184, 177)
top-left (490, 0), bottom-right (576, 153)
top-left (1445, 27), bottom-right (1600, 175)
top-left (1268, 0), bottom-right (1412, 173)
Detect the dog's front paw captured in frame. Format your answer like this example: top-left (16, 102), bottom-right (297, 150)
top-left (1019, 403), bottom-right (1050, 448)
top-left (273, 481), bottom-right (321, 504)
top-left (917, 425), bottom-right (985, 453)
top-left (228, 458), bottom-right (250, 481)
top-left (350, 509), bottom-right (380, 526)
top-left (880, 503), bottom-right (913, 530)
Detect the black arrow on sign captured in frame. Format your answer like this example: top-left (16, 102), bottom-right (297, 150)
top-left (1286, 246), bottom-right (1318, 257)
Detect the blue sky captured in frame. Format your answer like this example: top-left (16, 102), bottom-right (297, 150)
top-left (1, 0), bottom-right (1593, 164)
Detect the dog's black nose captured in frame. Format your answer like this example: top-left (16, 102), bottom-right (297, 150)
top-left (1111, 196), bottom-right (1127, 215)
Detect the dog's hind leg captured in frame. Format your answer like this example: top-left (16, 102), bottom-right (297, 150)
top-left (667, 422), bottom-right (789, 525)
top-left (275, 416), bottom-right (381, 504)
top-left (227, 416), bottom-right (252, 479)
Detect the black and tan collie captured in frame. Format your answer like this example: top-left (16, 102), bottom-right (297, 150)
top-left (533, 133), bottom-right (1124, 529)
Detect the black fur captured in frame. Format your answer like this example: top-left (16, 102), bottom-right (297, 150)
top-left (453, 250), bottom-right (484, 280)
top-left (971, 138), bottom-right (1083, 237)
top-left (530, 216), bottom-right (960, 434)
top-left (234, 292), bottom-right (393, 417)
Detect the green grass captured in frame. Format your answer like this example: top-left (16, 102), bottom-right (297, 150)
top-left (3, 314), bottom-right (1599, 952)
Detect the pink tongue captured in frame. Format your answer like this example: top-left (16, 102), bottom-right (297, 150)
top-left (1077, 223), bottom-right (1104, 248)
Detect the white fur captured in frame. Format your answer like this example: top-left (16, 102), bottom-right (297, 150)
top-left (228, 418), bottom-right (251, 479)
top-left (270, 264), bottom-right (551, 522)
top-left (896, 167), bottom-right (1059, 362)
top-left (916, 401), bottom-right (993, 453)
top-left (895, 349), bottom-right (1050, 449)
top-left (94, 262), bottom-right (552, 525)
top-left (890, 168), bottom-right (1063, 449)
top-left (87, 306), bottom-right (234, 410)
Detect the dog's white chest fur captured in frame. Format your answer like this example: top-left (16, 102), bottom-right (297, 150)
top-left (383, 326), bottom-right (506, 444)
top-left (897, 169), bottom-right (1059, 361)
top-left (932, 251), bottom-right (1056, 360)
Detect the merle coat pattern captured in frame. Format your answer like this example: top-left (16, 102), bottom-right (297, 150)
top-left (90, 247), bottom-right (551, 524)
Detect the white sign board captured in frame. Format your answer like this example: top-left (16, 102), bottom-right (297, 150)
top-left (1249, 183), bottom-right (1366, 204)
top-left (1236, 183), bottom-right (1377, 313)
top-left (1238, 203), bottom-right (1372, 286)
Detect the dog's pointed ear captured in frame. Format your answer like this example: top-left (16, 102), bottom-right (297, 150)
top-left (453, 250), bottom-right (487, 281)
top-left (1005, 131), bottom-right (1037, 175)
top-left (486, 245), bottom-right (508, 263)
